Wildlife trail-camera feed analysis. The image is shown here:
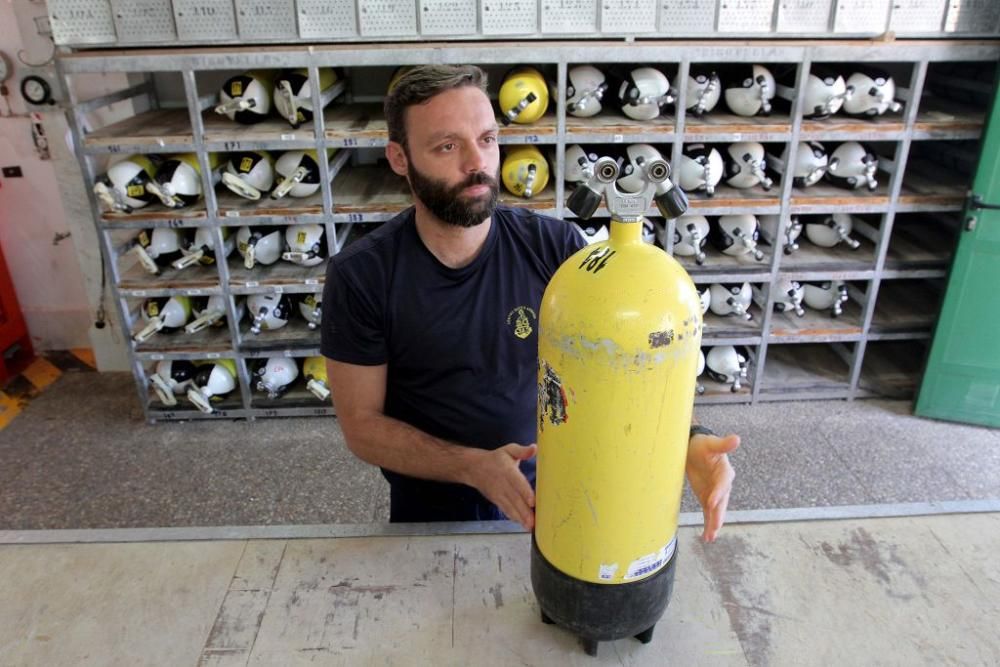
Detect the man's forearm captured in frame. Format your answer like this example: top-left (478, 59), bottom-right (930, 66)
top-left (341, 411), bottom-right (483, 487)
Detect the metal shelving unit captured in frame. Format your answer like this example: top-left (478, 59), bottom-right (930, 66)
top-left (56, 38), bottom-right (999, 420)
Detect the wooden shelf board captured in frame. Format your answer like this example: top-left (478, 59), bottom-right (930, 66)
top-left (703, 305), bottom-right (764, 338)
top-left (217, 188), bottom-right (325, 218)
top-left (871, 279), bottom-right (940, 333)
top-left (227, 260), bottom-right (326, 289)
top-left (565, 112), bottom-right (675, 137)
top-left (685, 184), bottom-right (782, 210)
top-left (761, 342), bottom-right (851, 391)
top-left (789, 181), bottom-right (891, 209)
top-left (239, 317), bottom-right (320, 351)
top-left (884, 222), bottom-right (955, 269)
top-left (781, 235), bottom-right (876, 271)
top-left (799, 114), bottom-right (904, 137)
top-left (118, 262), bottom-right (222, 291)
top-left (133, 322), bottom-right (233, 355)
top-left (201, 111), bottom-right (317, 144)
top-left (769, 298), bottom-right (864, 338)
top-left (84, 109), bottom-right (193, 148)
top-left (678, 247), bottom-right (773, 276)
top-left (102, 201), bottom-right (208, 224)
top-left (683, 113), bottom-right (792, 137)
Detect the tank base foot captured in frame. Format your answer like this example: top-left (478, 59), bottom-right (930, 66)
top-left (531, 535), bottom-right (676, 653)
top-left (635, 625), bottom-right (655, 644)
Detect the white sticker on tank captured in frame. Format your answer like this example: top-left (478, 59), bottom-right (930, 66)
top-left (623, 535), bottom-right (677, 581)
top-left (598, 563), bottom-right (619, 580)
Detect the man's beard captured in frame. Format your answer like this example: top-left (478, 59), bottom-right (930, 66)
top-left (407, 161), bottom-right (499, 228)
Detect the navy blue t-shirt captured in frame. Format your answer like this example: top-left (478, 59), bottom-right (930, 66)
top-left (321, 205), bottom-right (584, 518)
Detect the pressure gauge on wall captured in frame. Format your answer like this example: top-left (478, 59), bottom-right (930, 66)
top-left (21, 75), bottom-right (54, 105)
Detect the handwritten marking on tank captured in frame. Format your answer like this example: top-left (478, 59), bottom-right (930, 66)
top-left (577, 246), bottom-right (616, 274)
top-left (648, 329), bottom-right (675, 348)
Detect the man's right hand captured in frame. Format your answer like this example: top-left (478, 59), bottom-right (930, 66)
top-left (467, 443), bottom-right (537, 531)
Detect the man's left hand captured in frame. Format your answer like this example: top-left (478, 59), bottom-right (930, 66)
top-left (686, 432), bottom-right (740, 543)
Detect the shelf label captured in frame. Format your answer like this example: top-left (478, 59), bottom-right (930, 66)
top-left (368, 138), bottom-right (382, 146)
top-left (304, 278), bottom-right (319, 285)
top-left (166, 219), bottom-right (184, 228)
top-left (273, 285), bottom-right (284, 293)
top-left (150, 353), bottom-right (164, 360)
top-left (212, 410), bottom-right (228, 418)
top-left (342, 137), bottom-right (358, 147)
top-left (313, 407), bottom-right (329, 415)
top-left (613, 134), bottom-right (624, 143)
top-left (223, 141), bottom-right (242, 151)
top-left (225, 211), bottom-right (240, 217)
top-left (347, 213), bottom-right (363, 222)
top-left (245, 280), bottom-right (259, 288)
top-left (158, 411), bottom-right (176, 420)
top-left (283, 349), bottom-right (294, 357)
top-left (262, 409), bottom-right (279, 417)
top-left (185, 289), bottom-right (203, 296)
top-left (524, 135), bottom-right (540, 143)
top-left (106, 144), bottom-right (122, 153)
top-left (284, 215), bottom-right (299, 223)
top-left (281, 133), bottom-right (296, 141)
top-left (206, 352), bottom-right (220, 359)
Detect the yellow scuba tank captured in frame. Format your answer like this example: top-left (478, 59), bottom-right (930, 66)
top-left (303, 356), bottom-right (330, 401)
top-left (532, 153), bottom-right (697, 656)
top-left (501, 146), bottom-right (550, 198)
top-left (498, 66), bottom-right (549, 125)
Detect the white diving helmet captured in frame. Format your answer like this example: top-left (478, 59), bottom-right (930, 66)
top-left (678, 144), bottom-right (724, 196)
top-left (724, 65), bottom-right (775, 117)
top-left (282, 224), bottom-right (328, 267)
top-left (186, 295), bottom-right (246, 334)
top-left (615, 67), bottom-right (675, 121)
top-left (770, 141), bottom-right (831, 188)
top-left (826, 142), bottom-right (878, 191)
top-left (273, 68), bottom-right (342, 129)
top-left (565, 65), bottom-right (608, 118)
top-left (248, 293), bottom-right (294, 334)
top-left (131, 228), bottom-right (184, 275)
top-left (724, 142), bottom-right (773, 190)
top-left (712, 214), bottom-right (765, 261)
top-left (254, 356), bottom-right (300, 399)
top-left (672, 215), bottom-right (710, 264)
top-left (271, 150), bottom-right (336, 199)
top-left (173, 227), bottom-right (235, 270)
top-left (564, 144), bottom-right (597, 183)
top-left (222, 151), bottom-right (275, 201)
top-left (772, 277), bottom-right (805, 317)
top-left (236, 226), bottom-right (285, 269)
top-left (804, 213), bottom-right (861, 249)
top-left (843, 68), bottom-right (902, 117)
top-left (705, 345), bottom-right (750, 392)
top-left (803, 281), bottom-right (849, 317)
top-left (801, 67), bottom-right (851, 118)
top-left (709, 283), bottom-right (753, 321)
top-left (134, 296), bottom-right (193, 343)
top-left (187, 359), bottom-right (238, 413)
top-left (297, 293), bottom-right (322, 330)
top-left (215, 71), bottom-right (274, 124)
top-left (686, 67), bottom-right (721, 116)
top-left (94, 155), bottom-right (158, 213)
top-left (146, 153), bottom-right (221, 209)
top-left (149, 359), bottom-right (198, 407)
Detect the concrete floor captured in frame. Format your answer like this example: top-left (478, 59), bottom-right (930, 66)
top-left (1, 514), bottom-right (998, 666)
top-left (0, 372), bottom-right (997, 530)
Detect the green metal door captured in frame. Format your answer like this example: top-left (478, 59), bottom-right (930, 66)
top-left (915, 75), bottom-right (1000, 428)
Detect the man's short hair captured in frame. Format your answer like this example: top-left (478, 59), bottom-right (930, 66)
top-left (384, 65), bottom-right (489, 149)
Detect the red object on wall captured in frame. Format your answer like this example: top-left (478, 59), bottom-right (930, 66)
top-left (0, 242), bottom-right (34, 385)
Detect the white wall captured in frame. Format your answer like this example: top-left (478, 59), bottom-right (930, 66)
top-left (0, 0), bottom-right (130, 368)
